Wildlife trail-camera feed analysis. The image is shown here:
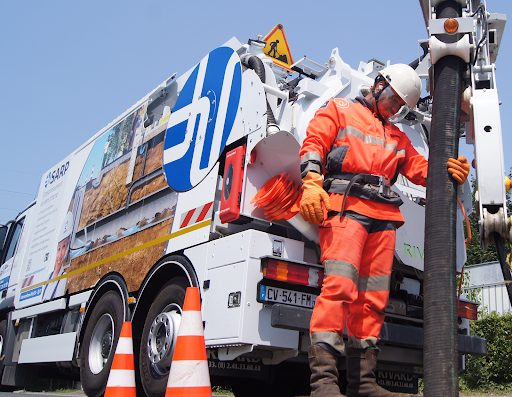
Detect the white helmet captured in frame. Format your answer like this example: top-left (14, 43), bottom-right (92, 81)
top-left (58, 211), bottom-right (74, 243)
top-left (379, 64), bottom-right (422, 109)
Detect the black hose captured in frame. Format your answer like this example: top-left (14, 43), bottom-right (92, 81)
top-left (245, 54), bottom-right (265, 82)
top-left (423, 2), bottom-right (466, 396)
top-left (243, 55), bottom-right (278, 129)
top-left (493, 232), bottom-right (512, 306)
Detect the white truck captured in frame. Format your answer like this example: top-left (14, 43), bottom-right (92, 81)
top-left (0, 2), bottom-right (502, 395)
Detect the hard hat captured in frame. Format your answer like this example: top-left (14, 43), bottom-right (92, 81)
top-left (58, 212), bottom-right (74, 243)
top-left (379, 64), bottom-right (422, 109)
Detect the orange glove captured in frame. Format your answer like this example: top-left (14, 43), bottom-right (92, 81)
top-left (447, 156), bottom-right (470, 185)
top-left (300, 172), bottom-right (331, 224)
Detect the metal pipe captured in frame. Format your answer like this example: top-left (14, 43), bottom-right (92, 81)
top-left (418, 0), bottom-right (430, 31)
top-left (262, 83), bottom-right (288, 101)
top-left (473, 64), bottom-right (495, 73)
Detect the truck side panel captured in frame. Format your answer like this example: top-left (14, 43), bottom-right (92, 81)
top-left (15, 151), bottom-right (77, 308)
top-left (16, 104), bottom-right (182, 307)
top-left (194, 230), bottom-right (302, 349)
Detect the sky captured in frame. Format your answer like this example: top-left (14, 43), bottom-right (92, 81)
top-left (1, 0), bottom-right (511, 224)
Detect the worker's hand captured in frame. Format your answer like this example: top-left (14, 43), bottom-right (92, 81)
top-left (300, 172), bottom-right (331, 224)
top-left (447, 156), bottom-right (470, 185)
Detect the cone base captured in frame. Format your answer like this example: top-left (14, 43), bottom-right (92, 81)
top-left (105, 386), bottom-right (137, 397)
top-left (166, 386), bottom-right (212, 397)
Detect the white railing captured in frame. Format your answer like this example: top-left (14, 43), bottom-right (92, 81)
top-left (463, 282), bottom-right (511, 315)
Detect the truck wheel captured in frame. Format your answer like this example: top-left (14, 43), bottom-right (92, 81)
top-left (139, 277), bottom-right (188, 397)
top-left (80, 291), bottom-right (124, 397)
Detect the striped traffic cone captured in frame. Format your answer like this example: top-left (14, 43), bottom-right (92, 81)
top-left (165, 287), bottom-right (211, 397)
top-left (105, 321), bottom-right (136, 397)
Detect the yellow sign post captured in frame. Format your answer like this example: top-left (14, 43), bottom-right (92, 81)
top-left (263, 24), bottom-right (294, 71)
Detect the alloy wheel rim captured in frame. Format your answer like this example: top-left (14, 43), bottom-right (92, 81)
top-left (88, 313), bottom-right (114, 374)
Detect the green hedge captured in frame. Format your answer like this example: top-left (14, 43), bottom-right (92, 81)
top-left (460, 312), bottom-right (512, 392)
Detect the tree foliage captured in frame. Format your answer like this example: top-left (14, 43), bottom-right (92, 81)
top-left (460, 312), bottom-right (512, 392)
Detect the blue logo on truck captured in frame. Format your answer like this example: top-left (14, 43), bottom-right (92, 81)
top-left (20, 286), bottom-right (42, 301)
top-left (45, 161), bottom-right (70, 188)
top-left (0, 276), bottom-right (9, 291)
top-left (163, 46), bottom-right (242, 191)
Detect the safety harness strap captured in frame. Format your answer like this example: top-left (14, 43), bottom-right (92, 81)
top-left (324, 172), bottom-right (403, 216)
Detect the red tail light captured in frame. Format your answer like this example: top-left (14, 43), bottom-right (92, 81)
top-left (262, 258), bottom-right (324, 288)
top-left (458, 300), bottom-right (479, 321)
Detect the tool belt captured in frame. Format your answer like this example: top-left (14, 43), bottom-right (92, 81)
top-left (323, 172), bottom-right (403, 212)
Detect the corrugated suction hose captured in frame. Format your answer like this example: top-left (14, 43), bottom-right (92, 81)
top-left (423, 1), bottom-right (466, 396)
top-left (242, 54), bottom-right (279, 131)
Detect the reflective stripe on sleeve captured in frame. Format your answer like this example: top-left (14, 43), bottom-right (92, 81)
top-left (301, 151), bottom-right (323, 163)
top-left (301, 162), bottom-right (322, 176)
top-left (301, 151), bottom-right (324, 178)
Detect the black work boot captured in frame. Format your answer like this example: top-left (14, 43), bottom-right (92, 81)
top-left (308, 344), bottom-right (345, 396)
top-left (346, 347), bottom-right (405, 397)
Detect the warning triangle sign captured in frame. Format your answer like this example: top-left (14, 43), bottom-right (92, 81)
top-left (263, 24), bottom-right (294, 71)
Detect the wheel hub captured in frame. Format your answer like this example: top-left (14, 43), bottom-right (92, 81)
top-left (88, 313), bottom-right (114, 375)
top-left (101, 331), bottom-right (112, 358)
top-left (147, 305), bottom-right (181, 371)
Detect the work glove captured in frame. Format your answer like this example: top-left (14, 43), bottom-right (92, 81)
top-left (300, 172), bottom-right (331, 225)
top-left (447, 156), bottom-right (470, 185)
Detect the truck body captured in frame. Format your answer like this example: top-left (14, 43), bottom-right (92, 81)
top-left (0, 15), bottom-right (497, 396)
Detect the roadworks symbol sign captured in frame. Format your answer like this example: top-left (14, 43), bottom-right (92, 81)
top-left (263, 24), bottom-right (294, 71)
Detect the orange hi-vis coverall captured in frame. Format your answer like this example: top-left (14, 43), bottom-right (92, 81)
top-left (300, 97), bottom-right (428, 354)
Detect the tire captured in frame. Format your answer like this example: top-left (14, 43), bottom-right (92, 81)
top-left (139, 277), bottom-right (188, 397)
top-left (80, 291), bottom-right (124, 397)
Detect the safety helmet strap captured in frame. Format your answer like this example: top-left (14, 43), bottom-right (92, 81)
top-left (371, 75), bottom-right (389, 124)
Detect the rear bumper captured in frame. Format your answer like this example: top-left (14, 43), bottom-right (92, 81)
top-left (270, 303), bottom-right (487, 356)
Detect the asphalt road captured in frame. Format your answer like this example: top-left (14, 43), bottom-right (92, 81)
top-left (0, 393), bottom-right (86, 397)
top-left (0, 389), bottom-right (235, 397)
top-left (0, 390), bottom-right (504, 397)
top-left (0, 392), bottom-right (236, 397)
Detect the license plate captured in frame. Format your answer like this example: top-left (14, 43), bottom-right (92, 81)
top-left (376, 370), bottom-right (418, 394)
top-left (259, 285), bottom-right (317, 308)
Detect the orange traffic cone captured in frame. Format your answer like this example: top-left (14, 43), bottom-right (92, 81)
top-left (105, 321), bottom-right (136, 397)
top-left (165, 287), bottom-right (212, 397)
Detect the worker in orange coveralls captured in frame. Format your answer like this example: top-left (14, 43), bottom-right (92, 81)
top-left (299, 64), bottom-right (470, 397)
